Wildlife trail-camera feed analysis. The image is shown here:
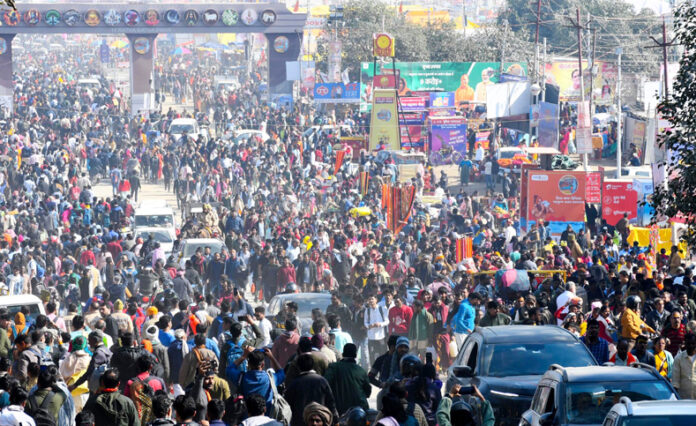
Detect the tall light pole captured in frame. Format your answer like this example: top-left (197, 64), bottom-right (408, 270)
top-left (615, 47), bottom-right (623, 178)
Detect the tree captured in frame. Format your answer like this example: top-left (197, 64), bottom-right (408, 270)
top-left (651, 3), bottom-right (696, 248)
top-left (315, 0), bottom-right (533, 82)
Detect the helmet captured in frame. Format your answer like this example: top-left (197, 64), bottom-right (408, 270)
top-left (399, 354), bottom-right (423, 378)
top-left (626, 295), bottom-right (641, 310)
top-left (339, 407), bottom-right (367, 426)
top-left (285, 283), bottom-right (299, 294)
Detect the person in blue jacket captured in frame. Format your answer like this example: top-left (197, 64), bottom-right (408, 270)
top-left (237, 347), bottom-right (285, 413)
top-left (449, 292), bottom-right (483, 350)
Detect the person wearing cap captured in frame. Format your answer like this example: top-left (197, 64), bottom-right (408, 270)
top-left (324, 343), bottom-right (371, 415)
top-left (143, 324), bottom-right (170, 385)
top-left (69, 331), bottom-right (112, 393)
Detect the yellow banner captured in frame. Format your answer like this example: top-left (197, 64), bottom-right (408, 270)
top-left (369, 89), bottom-right (400, 151)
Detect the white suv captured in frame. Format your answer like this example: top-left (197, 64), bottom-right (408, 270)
top-left (602, 397), bottom-right (695, 426)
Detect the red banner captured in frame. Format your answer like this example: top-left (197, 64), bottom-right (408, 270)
top-left (455, 237), bottom-right (473, 262)
top-left (602, 181), bottom-right (638, 226)
top-left (386, 184), bottom-right (416, 234)
top-left (334, 150), bottom-right (346, 175)
top-left (526, 170), bottom-right (587, 223)
top-left (359, 171), bottom-right (370, 196)
top-left (585, 172), bottom-right (602, 204)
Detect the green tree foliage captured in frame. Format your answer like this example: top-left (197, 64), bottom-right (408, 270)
top-left (651, 4), bottom-right (696, 248)
top-left (500, 0), bottom-right (661, 74)
top-left (316, 0), bottom-right (533, 81)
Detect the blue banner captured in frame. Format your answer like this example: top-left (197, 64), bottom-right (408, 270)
top-left (429, 92), bottom-right (455, 109)
top-left (313, 82), bottom-right (360, 104)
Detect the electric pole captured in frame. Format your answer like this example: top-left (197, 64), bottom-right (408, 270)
top-left (646, 17), bottom-right (675, 100)
top-left (616, 47), bottom-right (623, 178)
top-left (567, 8), bottom-right (591, 168)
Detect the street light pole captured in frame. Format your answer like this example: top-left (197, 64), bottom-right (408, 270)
top-left (616, 47), bottom-right (623, 178)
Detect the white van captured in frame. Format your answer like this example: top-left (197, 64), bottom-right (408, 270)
top-left (0, 295), bottom-right (46, 323)
top-left (133, 205), bottom-right (176, 240)
top-left (168, 118), bottom-right (200, 142)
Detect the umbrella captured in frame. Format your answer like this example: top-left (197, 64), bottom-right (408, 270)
top-left (495, 269), bottom-right (531, 298)
top-left (110, 40), bottom-right (128, 48)
top-left (427, 281), bottom-right (451, 294)
top-left (172, 47), bottom-right (192, 55)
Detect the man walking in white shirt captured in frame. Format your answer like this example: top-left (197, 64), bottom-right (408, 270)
top-left (364, 295), bottom-right (389, 365)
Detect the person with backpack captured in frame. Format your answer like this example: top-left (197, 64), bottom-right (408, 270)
top-left (83, 369), bottom-right (140, 426)
top-left (219, 321), bottom-right (249, 383)
top-left (237, 348), bottom-right (285, 417)
top-left (179, 333), bottom-right (218, 389)
top-left (26, 368), bottom-right (67, 426)
top-left (124, 355), bottom-right (167, 425)
top-left (111, 332), bottom-right (150, 391)
top-left (364, 295), bottom-right (389, 366)
top-left (11, 333), bottom-right (42, 386)
top-left (69, 331), bottom-right (112, 394)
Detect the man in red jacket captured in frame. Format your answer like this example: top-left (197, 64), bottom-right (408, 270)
top-left (388, 296), bottom-right (412, 337)
top-left (277, 256), bottom-right (296, 292)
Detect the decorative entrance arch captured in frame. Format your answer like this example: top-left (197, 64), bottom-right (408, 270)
top-left (0, 3), bottom-right (306, 113)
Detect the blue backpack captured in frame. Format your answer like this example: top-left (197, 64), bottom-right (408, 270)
top-left (224, 336), bottom-right (247, 381)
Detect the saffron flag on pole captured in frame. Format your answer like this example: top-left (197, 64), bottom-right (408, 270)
top-left (386, 184), bottom-right (416, 234)
top-left (334, 150), bottom-right (346, 175)
top-left (359, 171), bottom-right (370, 196)
top-left (381, 183), bottom-right (390, 209)
top-left (455, 237), bottom-right (473, 262)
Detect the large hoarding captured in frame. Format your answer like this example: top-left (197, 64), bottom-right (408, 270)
top-left (360, 61), bottom-right (528, 111)
top-left (526, 170), bottom-right (587, 224)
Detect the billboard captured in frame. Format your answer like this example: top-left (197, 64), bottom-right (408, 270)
top-left (526, 170), bottom-right (587, 224)
top-left (360, 61), bottom-right (528, 111)
top-left (536, 102), bottom-right (560, 149)
top-left (369, 89), bottom-right (400, 151)
top-left (430, 117), bottom-right (467, 165)
top-left (602, 181), bottom-right (638, 226)
top-left (313, 82), bottom-right (360, 104)
top-left (544, 60), bottom-right (617, 104)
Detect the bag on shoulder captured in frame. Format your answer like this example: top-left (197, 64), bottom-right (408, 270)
top-left (89, 363), bottom-right (109, 394)
top-left (224, 337), bottom-right (246, 380)
top-left (265, 369), bottom-right (292, 426)
top-left (27, 391), bottom-right (57, 426)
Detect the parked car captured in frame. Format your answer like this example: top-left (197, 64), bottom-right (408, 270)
top-left (602, 398), bottom-right (696, 426)
top-left (446, 326), bottom-right (597, 426)
top-left (0, 295), bottom-right (46, 322)
top-left (520, 363), bottom-right (678, 426)
top-left (266, 292), bottom-right (332, 336)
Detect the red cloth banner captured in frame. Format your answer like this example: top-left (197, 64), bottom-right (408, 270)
top-left (334, 150), bottom-right (346, 175)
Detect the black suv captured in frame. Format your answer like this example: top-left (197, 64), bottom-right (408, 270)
top-left (446, 326), bottom-right (597, 426)
top-left (519, 363), bottom-right (679, 426)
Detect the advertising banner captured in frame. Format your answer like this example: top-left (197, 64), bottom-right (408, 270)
top-left (313, 82), bottom-right (360, 104)
top-left (400, 125), bottom-right (425, 149)
top-left (475, 131), bottom-right (490, 150)
top-left (526, 171), bottom-right (587, 224)
top-left (374, 74), bottom-right (397, 89)
top-left (400, 96), bottom-right (428, 112)
top-left (544, 60), bottom-right (617, 104)
top-left (328, 41), bottom-right (342, 83)
top-left (340, 136), bottom-right (367, 160)
top-left (585, 172), bottom-right (602, 204)
top-left (369, 89), bottom-right (400, 150)
top-left (576, 100), bottom-right (593, 154)
top-left (429, 92), bottom-right (455, 109)
top-left (602, 181), bottom-right (638, 226)
top-left (399, 112), bottom-right (427, 125)
top-left (360, 61), bottom-right (528, 111)
top-left (300, 61), bottom-right (316, 90)
top-left (537, 102), bottom-right (560, 149)
top-left (430, 117), bottom-right (467, 165)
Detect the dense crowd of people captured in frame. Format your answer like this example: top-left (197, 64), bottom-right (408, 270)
top-left (0, 35), bottom-right (694, 426)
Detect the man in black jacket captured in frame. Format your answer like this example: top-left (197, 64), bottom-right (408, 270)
top-left (285, 354), bottom-right (338, 426)
top-left (110, 332), bottom-right (149, 390)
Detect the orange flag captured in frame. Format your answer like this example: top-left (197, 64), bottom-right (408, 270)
top-left (334, 150), bottom-right (346, 175)
top-left (455, 237), bottom-right (473, 262)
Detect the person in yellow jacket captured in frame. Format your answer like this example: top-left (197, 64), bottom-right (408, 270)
top-left (621, 295), bottom-right (654, 352)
